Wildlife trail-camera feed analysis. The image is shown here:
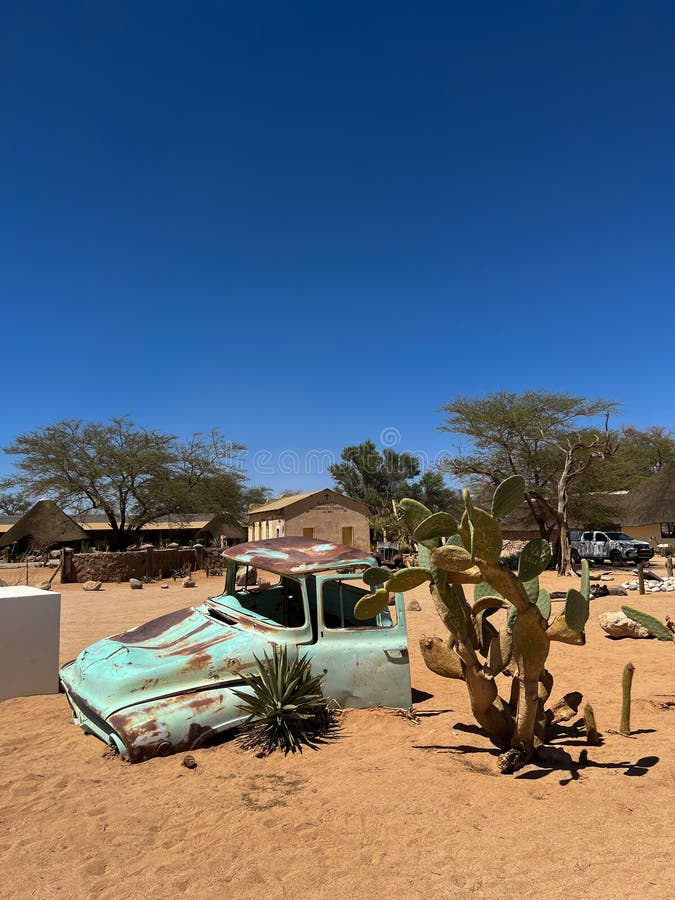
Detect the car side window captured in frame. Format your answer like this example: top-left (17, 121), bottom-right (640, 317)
top-left (582, 532), bottom-right (592, 541)
top-left (321, 579), bottom-right (393, 629)
top-left (595, 532), bottom-right (607, 542)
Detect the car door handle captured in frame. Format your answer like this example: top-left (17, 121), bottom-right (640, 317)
top-left (384, 647), bottom-right (408, 658)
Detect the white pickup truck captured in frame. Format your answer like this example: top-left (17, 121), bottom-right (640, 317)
top-left (570, 530), bottom-right (654, 566)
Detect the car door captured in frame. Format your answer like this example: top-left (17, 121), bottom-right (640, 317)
top-left (594, 531), bottom-right (609, 560)
top-left (309, 572), bottom-right (411, 710)
top-left (580, 531), bottom-right (593, 557)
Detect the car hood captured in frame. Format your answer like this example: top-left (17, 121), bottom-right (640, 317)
top-left (60, 604), bottom-right (274, 719)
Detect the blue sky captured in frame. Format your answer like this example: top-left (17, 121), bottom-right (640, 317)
top-left (2, 1), bottom-right (674, 494)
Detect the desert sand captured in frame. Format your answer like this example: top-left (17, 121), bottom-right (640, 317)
top-left (0, 562), bottom-right (673, 899)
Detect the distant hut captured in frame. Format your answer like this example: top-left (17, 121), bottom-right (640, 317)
top-left (0, 500), bottom-right (89, 554)
top-left (621, 462), bottom-right (675, 547)
top-left (194, 514), bottom-right (247, 548)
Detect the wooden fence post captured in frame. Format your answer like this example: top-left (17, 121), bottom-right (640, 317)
top-left (61, 548), bottom-right (73, 584)
top-left (145, 547), bottom-right (154, 580)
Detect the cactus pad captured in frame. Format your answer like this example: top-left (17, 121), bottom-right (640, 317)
top-left (622, 606), bottom-right (674, 641)
top-left (491, 475), bottom-right (525, 520)
top-left (564, 588), bottom-right (589, 632)
top-left (536, 588), bottom-right (552, 621)
top-left (362, 566), bottom-right (393, 587)
top-left (353, 589), bottom-right (390, 621)
top-left (385, 567), bottom-right (431, 592)
top-left (431, 544), bottom-right (474, 572)
top-left (413, 511), bottom-right (458, 543)
top-left (518, 539), bottom-right (552, 582)
top-left (459, 507), bottom-right (502, 563)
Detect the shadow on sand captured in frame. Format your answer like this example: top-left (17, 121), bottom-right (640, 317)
top-left (412, 718), bottom-right (660, 783)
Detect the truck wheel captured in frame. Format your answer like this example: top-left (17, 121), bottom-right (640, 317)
top-left (609, 550), bottom-right (623, 566)
top-left (571, 549), bottom-right (580, 564)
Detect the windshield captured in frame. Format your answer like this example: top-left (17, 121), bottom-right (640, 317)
top-left (606, 533), bottom-right (634, 541)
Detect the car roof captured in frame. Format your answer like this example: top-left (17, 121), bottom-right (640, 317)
top-left (221, 536), bottom-right (375, 575)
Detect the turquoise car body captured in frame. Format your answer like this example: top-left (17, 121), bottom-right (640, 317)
top-left (60, 537), bottom-right (411, 761)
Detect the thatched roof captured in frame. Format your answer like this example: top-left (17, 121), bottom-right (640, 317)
top-left (195, 514), bottom-right (247, 540)
top-left (622, 462), bottom-right (675, 526)
top-left (0, 500), bottom-right (89, 549)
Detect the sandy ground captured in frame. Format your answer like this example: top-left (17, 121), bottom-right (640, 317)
top-left (1, 561), bottom-right (673, 899)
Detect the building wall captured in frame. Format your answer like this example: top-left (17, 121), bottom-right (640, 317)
top-left (248, 517), bottom-right (285, 541)
top-left (285, 504), bottom-right (370, 550)
top-left (623, 523), bottom-right (673, 546)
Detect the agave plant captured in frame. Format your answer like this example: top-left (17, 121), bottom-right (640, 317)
top-left (233, 646), bottom-right (336, 756)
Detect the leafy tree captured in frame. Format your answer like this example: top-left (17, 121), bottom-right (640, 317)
top-left (406, 470), bottom-right (461, 516)
top-left (2, 417), bottom-right (264, 549)
top-left (0, 490), bottom-right (31, 516)
top-left (610, 426), bottom-right (675, 485)
top-left (439, 391), bottom-right (619, 574)
top-left (329, 440), bottom-right (458, 541)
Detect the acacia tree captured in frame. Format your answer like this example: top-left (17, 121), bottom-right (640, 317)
top-left (2, 417), bottom-right (262, 549)
top-left (0, 490), bottom-right (31, 516)
top-left (439, 392), bottom-right (619, 575)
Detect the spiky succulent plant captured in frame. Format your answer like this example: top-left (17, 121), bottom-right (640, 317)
top-left (233, 646), bottom-right (337, 756)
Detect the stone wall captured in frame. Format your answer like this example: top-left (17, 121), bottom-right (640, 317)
top-left (62, 547), bottom-right (227, 583)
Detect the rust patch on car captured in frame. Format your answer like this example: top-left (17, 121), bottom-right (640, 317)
top-left (182, 651), bottom-right (212, 672)
top-left (109, 709), bottom-right (217, 762)
top-left (222, 536), bottom-right (373, 575)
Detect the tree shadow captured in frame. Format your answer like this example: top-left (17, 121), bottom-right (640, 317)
top-left (452, 721), bottom-right (493, 738)
top-left (414, 715), bottom-right (661, 783)
top-left (515, 749), bottom-right (660, 784)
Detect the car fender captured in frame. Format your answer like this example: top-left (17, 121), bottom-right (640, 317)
top-left (106, 683), bottom-right (256, 762)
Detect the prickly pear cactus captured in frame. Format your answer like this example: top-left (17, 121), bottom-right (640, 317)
top-left (362, 476), bottom-right (591, 773)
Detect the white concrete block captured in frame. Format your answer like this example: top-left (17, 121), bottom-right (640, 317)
top-left (0, 586), bottom-right (61, 701)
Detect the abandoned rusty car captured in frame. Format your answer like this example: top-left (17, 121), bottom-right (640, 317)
top-left (60, 537), bottom-right (411, 761)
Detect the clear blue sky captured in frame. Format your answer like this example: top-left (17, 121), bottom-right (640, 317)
top-left (2, 1), bottom-right (673, 494)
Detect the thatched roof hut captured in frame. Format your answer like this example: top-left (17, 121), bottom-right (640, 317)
top-left (0, 500), bottom-right (89, 551)
top-left (194, 514), bottom-right (247, 547)
top-left (622, 462), bottom-right (675, 528)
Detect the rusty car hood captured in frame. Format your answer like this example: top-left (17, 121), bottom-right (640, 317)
top-left (60, 604), bottom-right (273, 720)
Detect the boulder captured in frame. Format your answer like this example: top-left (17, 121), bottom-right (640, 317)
top-left (83, 580), bottom-right (102, 592)
top-left (39, 581), bottom-right (52, 591)
top-left (406, 599), bottom-right (422, 611)
top-left (160, 583), bottom-right (169, 589)
top-left (599, 611), bottom-right (652, 639)
top-left (129, 578), bottom-right (143, 590)
top-left (183, 577), bottom-right (196, 588)
top-left (0, 578), bottom-right (7, 587)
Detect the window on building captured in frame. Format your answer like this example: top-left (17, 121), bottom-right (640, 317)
top-left (302, 527), bottom-right (314, 538)
top-left (661, 522), bottom-right (675, 539)
top-left (341, 526), bottom-right (354, 546)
